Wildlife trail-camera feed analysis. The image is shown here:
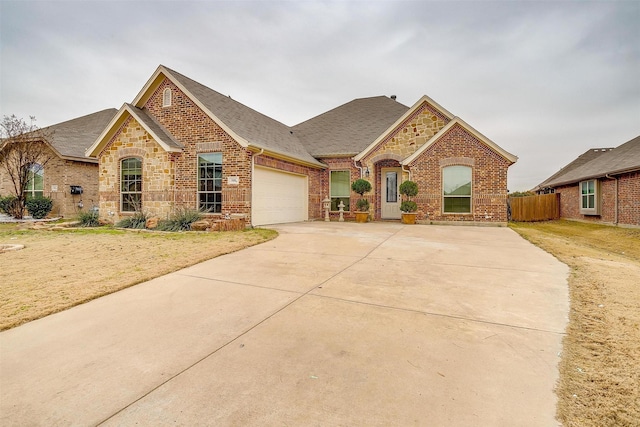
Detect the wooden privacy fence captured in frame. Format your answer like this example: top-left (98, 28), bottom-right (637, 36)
top-left (509, 193), bottom-right (560, 222)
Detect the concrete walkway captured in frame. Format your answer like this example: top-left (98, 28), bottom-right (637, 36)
top-left (0, 222), bottom-right (568, 426)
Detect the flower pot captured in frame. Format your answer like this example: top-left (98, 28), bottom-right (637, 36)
top-left (401, 212), bottom-right (417, 224)
top-left (355, 212), bottom-right (369, 223)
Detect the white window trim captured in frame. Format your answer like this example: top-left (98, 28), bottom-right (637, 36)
top-left (330, 170), bottom-right (351, 212)
top-left (162, 88), bottom-right (172, 107)
top-left (579, 179), bottom-right (600, 215)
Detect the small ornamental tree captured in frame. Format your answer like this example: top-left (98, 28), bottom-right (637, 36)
top-left (399, 180), bottom-right (418, 213)
top-left (0, 115), bottom-right (54, 219)
top-left (351, 178), bottom-right (372, 212)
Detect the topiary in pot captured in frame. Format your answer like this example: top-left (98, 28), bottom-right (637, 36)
top-left (351, 178), bottom-right (372, 222)
top-left (399, 180), bottom-right (419, 224)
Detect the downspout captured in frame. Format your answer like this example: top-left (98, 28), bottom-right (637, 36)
top-left (401, 164), bottom-right (412, 181)
top-left (605, 174), bottom-right (618, 225)
top-left (353, 158), bottom-right (365, 179)
top-left (251, 148), bottom-right (264, 228)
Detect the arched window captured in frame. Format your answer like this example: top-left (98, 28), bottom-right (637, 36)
top-left (24, 163), bottom-right (44, 199)
top-left (121, 158), bottom-right (142, 212)
top-left (162, 88), bottom-right (172, 107)
top-left (443, 165), bottom-right (472, 213)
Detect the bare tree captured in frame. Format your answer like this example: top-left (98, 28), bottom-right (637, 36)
top-left (0, 115), bottom-right (54, 219)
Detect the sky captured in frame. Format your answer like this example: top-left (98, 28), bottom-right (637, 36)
top-left (1, 0), bottom-right (638, 191)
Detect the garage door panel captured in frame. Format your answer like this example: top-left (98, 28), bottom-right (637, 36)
top-left (253, 167), bottom-right (308, 226)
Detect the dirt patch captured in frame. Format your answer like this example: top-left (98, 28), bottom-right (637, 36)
top-left (510, 220), bottom-right (640, 426)
top-left (0, 224), bottom-right (277, 330)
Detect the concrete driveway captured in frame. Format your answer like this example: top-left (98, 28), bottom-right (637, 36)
top-left (0, 222), bottom-right (568, 426)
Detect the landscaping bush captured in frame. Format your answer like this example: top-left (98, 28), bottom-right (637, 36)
top-left (356, 198), bottom-right (370, 212)
top-left (0, 195), bottom-right (17, 215)
top-left (25, 197), bottom-right (53, 219)
top-left (156, 208), bottom-right (203, 231)
top-left (115, 211), bottom-right (148, 229)
top-left (400, 201), bottom-right (417, 213)
top-left (77, 210), bottom-right (100, 227)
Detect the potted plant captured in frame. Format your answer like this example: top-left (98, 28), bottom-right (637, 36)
top-left (399, 180), bottom-right (418, 224)
top-left (351, 178), bottom-right (372, 223)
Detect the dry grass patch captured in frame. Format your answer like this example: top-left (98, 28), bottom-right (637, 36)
top-left (0, 223), bottom-right (277, 330)
top-left (510, 220), bottom-right (640, 426)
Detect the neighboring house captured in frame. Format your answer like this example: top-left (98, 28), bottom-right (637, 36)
top-left (86, 65), bottom-right (517, 226)
top-left (535, 135), bottom-right (640, 227)
top-left (0, 109), bottom-right (117, 217)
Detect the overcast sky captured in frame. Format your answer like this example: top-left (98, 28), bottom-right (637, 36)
top-left (1, 0), bottom-right (638, 191)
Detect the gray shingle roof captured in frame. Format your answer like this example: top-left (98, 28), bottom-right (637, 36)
top-left (541, 135), bottom-right (640, 187)
top-left (292, 96), bottom-right (409, 157)
top-left (164, 67), bottom-right (323, 166)
top-left (126, 104), bottom-right (183, 151)
top-left (44, 109), bottom-right (117, 160)
top-left (536, 147), bottom-right (614, 189)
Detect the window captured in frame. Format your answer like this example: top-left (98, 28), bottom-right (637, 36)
top-left (162, 88), bottom-right (171, 107)
top-left (580, 180), bottom-right (600, 215)
top-left (443, 165), bottom-right (472, 213)
top-left (121, 158), bottom-right (142, 212)
top-left (330, 170), bottom-right (350, 211)
top-left (24, 163), bottom-right (44, 199)
top-left (198, 153), bottom-right (222, 213)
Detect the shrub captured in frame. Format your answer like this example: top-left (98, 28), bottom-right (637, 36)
top-left (351, 179), bottom-right (372, 196)
top-left (156, 208), bottom-right (203, 231)
top-left (77, 210), bottom-right (100, 227)
top-left (116, 211), bottom-right (148, 229)
top-left (0, 195), bottom-right (17, 215)
top-left (25, 196), bottom-right (53, 219)
top-left (356, 199), bottom-right (370, 212)
top-left (400, 201), bottom-right (418, 213)
top-left (399, 180), bottom-right (418, 198)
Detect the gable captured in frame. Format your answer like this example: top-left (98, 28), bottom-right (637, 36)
top-left (131, 65), bottom-right (324, 168)
top-left (86, 104), bottom-right (182, 158)
top-left (354, 95), bottom-right (454, 162)
top-left (402, 119), bottom-right (517, 166)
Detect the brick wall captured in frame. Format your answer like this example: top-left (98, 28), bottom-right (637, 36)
top-left (407, 124), bottom-right (511, 223)
top-left (0, 145), bottom-right (98, 218)
top-left (319, 157), bottom-right (363, 221)
top-left (555, 172), bottom-right (639, 227)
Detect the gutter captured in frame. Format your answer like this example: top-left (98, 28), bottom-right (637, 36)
top-left (605, 174), bottom-right (618, 225)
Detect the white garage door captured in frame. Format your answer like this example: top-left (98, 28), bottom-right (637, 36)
top-left (252, 166), bottom-right (308, 226)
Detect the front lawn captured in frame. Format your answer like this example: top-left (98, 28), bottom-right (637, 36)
top-left (0, 223), bottom-right (277, 330)
top-left (510, 220), bottom-right (640, 426)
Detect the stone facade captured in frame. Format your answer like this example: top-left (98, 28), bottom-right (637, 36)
top-left (553, 172), bottom-right (639, 227)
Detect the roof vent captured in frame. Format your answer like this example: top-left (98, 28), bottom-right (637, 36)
top-left (391, 95), bottom-right (397, 101)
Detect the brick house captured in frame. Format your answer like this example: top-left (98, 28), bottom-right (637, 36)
top-left (535, 135), bottom-right (640, 227)
top-left (0, 109), bottom-right (116, 217)
top-left (87, 65), bottom-right (517, 226)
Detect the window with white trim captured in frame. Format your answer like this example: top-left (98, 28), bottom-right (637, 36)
top-left (24, 163), bottom-right (44, 199)
top-left (121, 158), bottom-right (142, 212)
top-left (580, 179), bottom-right (600, 215)
top-left (198, 153), bottom-right (222, 213)
top-left (162, 88), bottom-right (172, 107)
top-left (330, 170), bottom-right (350, 211)
top-left (443, 165), bottom-right (472, 213)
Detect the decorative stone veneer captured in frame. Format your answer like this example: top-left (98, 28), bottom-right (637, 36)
top-left (407, 124), bottom-right (511, 223)
top-left (98, 116), bottom-right (174, 222)
top-left (360, 102), bottom-right (450, 174)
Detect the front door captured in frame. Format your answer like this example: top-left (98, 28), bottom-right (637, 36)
top-left (381, 167), bottom-right (402, 219)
